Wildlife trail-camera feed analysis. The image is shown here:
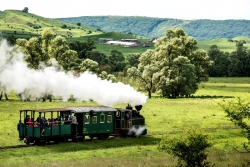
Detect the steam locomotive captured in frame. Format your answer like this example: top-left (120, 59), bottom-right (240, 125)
top-left (18, 105), bottom-right (147, 145)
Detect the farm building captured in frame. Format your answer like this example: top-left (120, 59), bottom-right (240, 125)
top-left (149, 38), bottom-right (157, 43)
top-left (106, 40), bottom-right (140, 47)
top-left (98, 38), bottom-right (114, 43)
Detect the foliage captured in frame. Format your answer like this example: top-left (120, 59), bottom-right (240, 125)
top-left (158, 28), bottom-right (210, 97)
top-left (127, 49), bottom-right (158, 98)
top-left (98, 71), bottom-right (116, 82)
top-left (128, 28), bottom-right (211, 98)
top-left (158, 129), bottom-right (213, 167)
top-left (59, 49), bottom-right (78, 71)
top-left (220, 98), bottom-right (250, 150)
top-left (49, 35), bottom-right (69, 61)
top-left (127, 53), bottom-right (140, 67)
top-left (68, 38), bottom-right (96, 59)
top-left (22, 7), bottom-right (29, 13)
top-left (109, 50), bottom-right (126, 72)
top-left (80, 58), bottom-right (99, 74)
top-left (57, 16), bottom-right (250, 40)
top-left (208, 42), bottom-right (250, 77)
top-left (207, 45), bottom-right (231, 77)
top-left (14, 28), bottom-right (79, 71)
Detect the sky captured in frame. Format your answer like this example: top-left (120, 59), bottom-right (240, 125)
top-left (1, 0), bottom-right (250, 20)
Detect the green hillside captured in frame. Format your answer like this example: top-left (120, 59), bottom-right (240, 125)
top-left (197, 37), bottom-right (250, 52)
top-left (57, 16), bottom-right (250, 40)
top-left (0, 10), bottom-right (102, 39)
top-left (0, 10), bottom-right (249, 54)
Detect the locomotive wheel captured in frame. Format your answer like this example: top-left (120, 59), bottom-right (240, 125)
top-left (89, 135), bottom-right (94, 140)
top-left (79, 136), bottom-right (85, 142)
top-left (97, 134), bottom-right (109, 140)
top-left (34, 139), bottom-right (41, 145)
top-left (25, 139), bottom-right (30, 145)
top-left (46, 139), bottom-right (51, 144)
top-left (54, 139), bottom-right (59, 144)
top-left (104, 134), bottom-right (109, 139)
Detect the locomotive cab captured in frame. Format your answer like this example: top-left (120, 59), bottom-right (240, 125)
top-left (114, 104), bottom-right (147, 137)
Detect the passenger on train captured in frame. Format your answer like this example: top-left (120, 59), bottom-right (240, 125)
top-left (50, 118), bottom-right (55, 126)
top-left (40, 117), bottom-right (45, 136)
top-left (72, 114), bottom-right (77, 124)
top-left (27, 117), bottom-right (32, 126)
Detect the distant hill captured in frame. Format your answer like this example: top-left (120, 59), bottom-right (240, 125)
top-left (0, 10), bottom-right (102, 39)
top-left (57, 16), bottom-right (250, 40)
top-left (1, 10), bottom-right (250, 53)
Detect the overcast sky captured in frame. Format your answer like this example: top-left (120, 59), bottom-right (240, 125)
top-left (1, 0), bottom-right (250, 20)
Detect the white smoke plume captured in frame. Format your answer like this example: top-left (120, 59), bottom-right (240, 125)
top-left (128, 125), bottom-right (146, 136)
top-left (0, 40), bottom-right (147, 106)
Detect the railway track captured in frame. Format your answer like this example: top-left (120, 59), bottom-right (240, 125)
top-left (0, 144), bottom-right (32, 150)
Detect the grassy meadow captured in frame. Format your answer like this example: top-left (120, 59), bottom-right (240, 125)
top-left (0, 77), bottom-right (250, 167)
top-left (197, 36), bottom-right (250, 52)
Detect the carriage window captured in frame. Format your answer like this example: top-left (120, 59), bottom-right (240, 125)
top-left (107, 115), bottom-right (112, 123)
top-left (85, 115), bottom-right (89, 124)
top-left (92, 116), bottom-right (97, 124)
top-left (100, 114), bottom-right (105, 123)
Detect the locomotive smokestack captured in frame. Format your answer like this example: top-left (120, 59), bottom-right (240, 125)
top-left (126, 104), bottom-right (132, 110)
top-left (135, 105), bottom-right (142, 111)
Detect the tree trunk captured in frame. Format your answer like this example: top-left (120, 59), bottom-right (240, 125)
top-left (148, 90), bottom-right (151, 98)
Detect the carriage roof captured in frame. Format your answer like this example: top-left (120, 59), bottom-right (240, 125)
top-left (20, 106), bottom-right (117, 113)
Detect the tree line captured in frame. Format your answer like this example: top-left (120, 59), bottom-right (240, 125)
top-left (208, 41), bottom-right (250, 77)
top-left (12, 28), bottom-right (138, 82)
top-left (3, 27), bottom-right (250, 100)
top-left (57, 16), bottom-right (250, 40)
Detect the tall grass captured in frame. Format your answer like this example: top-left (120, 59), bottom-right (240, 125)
top-left (0, 77), bottom-right (250, 166)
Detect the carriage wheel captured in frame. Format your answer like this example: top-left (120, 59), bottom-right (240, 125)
top-left (89, 135), bottom-right (94, 140)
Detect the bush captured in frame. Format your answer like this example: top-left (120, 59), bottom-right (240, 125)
top-left (158, 129), bottom-right (213, 167)
top-left (61, 24), bottom-right (67, 29)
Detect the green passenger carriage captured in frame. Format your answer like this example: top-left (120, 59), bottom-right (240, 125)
top-left (18, 105), bottom-right (147, 145)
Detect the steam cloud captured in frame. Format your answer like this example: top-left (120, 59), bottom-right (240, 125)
top-left (0, 40), bottom-right (147, 106)
top-left (128, 125), bottom-right (146, 136)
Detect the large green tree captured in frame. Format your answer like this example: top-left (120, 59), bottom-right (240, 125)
top-left (127, 49), bottom-right (158, 98)
top-left (24, 37), bottom-right (43, 69)
top-left (109, 50), bottom-right (126, 72)
top-left (49, 36), bottom-right (69, 61)
top-left (80, 58), bottom-right (99, 74)
top-left (154, 28), bottom-right (211, 97)
top-left (208, 45), bottom-right (231, 77)
top-left (128, 28), bottom-right (211, 98)
top-left (41, 28), bottom-right (54, 62)
top-left (68, 38), bottom-right (96, 59)
top-left (229, 40), bottom-right (250, 76)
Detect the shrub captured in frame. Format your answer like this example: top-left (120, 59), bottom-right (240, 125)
top-left (61, 24), bottom-right (67, 28)
top-left (158, 129), bottom-right (213, 167)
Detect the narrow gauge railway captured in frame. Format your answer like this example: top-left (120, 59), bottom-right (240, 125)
top-left (0, 145), bottom-right (32, 150)
top-left (18, 105), bottom-right (147, 145)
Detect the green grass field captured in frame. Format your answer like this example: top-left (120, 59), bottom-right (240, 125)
top-left (0, 77), bottom-right (250, 167)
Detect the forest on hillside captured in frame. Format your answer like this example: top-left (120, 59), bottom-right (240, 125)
top-left (57, 16), bottom-right (250, 40)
